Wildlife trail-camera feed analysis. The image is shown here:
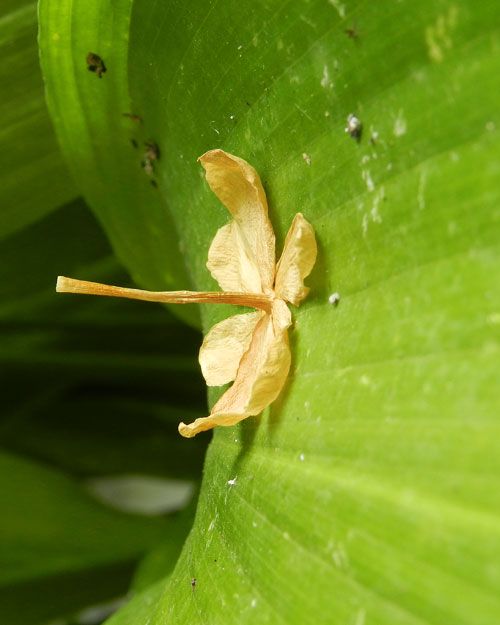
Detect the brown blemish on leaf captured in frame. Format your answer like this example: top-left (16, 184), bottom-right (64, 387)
top-left (86, 52), bottom-right (106, 78)
top-left (344, 25), bottom-right (359, 40)
top-left (141, 141), bottom-right (160, 178)
top-left (122, 112), bottom-right (143, 123)
top-left (56, 150), bottom-right (317, 438)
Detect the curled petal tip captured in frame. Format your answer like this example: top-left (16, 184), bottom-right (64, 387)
top-left (178, 422), bottom-right (197, 438)
top-left (198, 148), bottom-right (226, 165)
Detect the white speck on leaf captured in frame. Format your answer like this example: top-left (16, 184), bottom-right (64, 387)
top-left (227, 477), bottom-right (237, 486)
top-left (425, 6), bottom-right (459, 63)
top-left (251, 598), bottom-right (257, 608)
top-left (330, 541), bottom-right (349, 569)
top-left (299, 453), bottom-right (305, 462)
top-left (362, 213), bottom-right (369, 237)
top-left (302, 153), bottom-right (312, 166)
top-left (362, 169), bottom-right (375, 192)
top-left (393, 109), bottom-right (407, 137)
top-left (283, 531), bottom-right (290, 540)
top-left (328, 292), bottom-right (340, 305)
top-left (417, 170), bottom-right (427, 210)
top-left (321, 65), bottom-right (331, 89)
top-left (208, 519), bottom-right (215, 532)
top-left (370, 186), bottom-right (385, 223)
top-left (328, 0), bottom-right (346, 19)
top-left (345, 114), bottom-right (362, 140)
top-left (300, 14), bottom-right (316, 29)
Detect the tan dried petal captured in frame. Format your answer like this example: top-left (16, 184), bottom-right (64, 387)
top-left (270, 298), bottom-right (292, 334)
top-left (199, 311), bottom-right (262, 387)
top-left (207, 222), bottom-right (262, 293)
top-left (275, 213), bottom-right (317, 306)
top-left (57, 151), bottom-right (318, 440)
top-left (178, 308), bottom-right (291, 438)
top-left (199, 149), bottom-right (275, 293)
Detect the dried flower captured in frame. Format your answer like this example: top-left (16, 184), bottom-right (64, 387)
top-left (56, 150), bottom-right (317, 438)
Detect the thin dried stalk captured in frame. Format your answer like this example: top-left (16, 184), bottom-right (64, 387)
top-left (56, 276), bottom-right (273, 312)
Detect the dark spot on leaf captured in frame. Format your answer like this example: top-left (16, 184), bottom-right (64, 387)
top-left (130, 138), bottom-right (138, 149)
top-left (345, 25), bottom-right (359, 40)
top-left (86, 52), bottom-right (106, 78)
top-left (141, 141), bottom-right (160, 178)
top-left (145, 141), bottom-right (160, 161)
top-left (123, 112), bottom-right (143, 123)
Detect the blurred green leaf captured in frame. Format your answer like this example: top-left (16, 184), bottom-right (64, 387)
top-left (39, 0), bottom-right (500, 624)
top-left (0, 450), bottom-right (173, 625)
top-left (105, 578), bottom-right (166, 625)
top-left (0, 199), bottom-right (207, 479)
top-left (0, 0), bottom-right (77, 238)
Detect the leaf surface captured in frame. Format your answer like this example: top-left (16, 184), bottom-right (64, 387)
top-left (39, 0), bottom-right (500, 623)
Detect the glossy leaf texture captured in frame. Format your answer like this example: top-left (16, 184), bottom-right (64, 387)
top-left (0, 0), bottom-right (77, 238)
top-left (39, 0), bottom-right (500, 624)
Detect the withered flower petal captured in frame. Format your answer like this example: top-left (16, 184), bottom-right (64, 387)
top-left (199, 311), bottom-right (262, 387)
top-left (178, 302), bottom-right (292, 438)
top-left (200, 150), bottom-right (275, 294)
top-left (56, 150), bottom-right (317, 439)
top-left (275, 212), bottom-right (318, 306)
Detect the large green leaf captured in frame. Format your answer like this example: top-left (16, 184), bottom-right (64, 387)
top-left (39, 0), bottom-right (500, 624)
top-left (0, 0), bottom-right (77, 238)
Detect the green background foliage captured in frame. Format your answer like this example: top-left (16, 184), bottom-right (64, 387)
top-left (2, 0), bottom-right (499, 623)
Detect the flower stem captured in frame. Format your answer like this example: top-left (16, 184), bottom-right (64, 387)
top-left (56, 276), bottom-right (273, 312)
